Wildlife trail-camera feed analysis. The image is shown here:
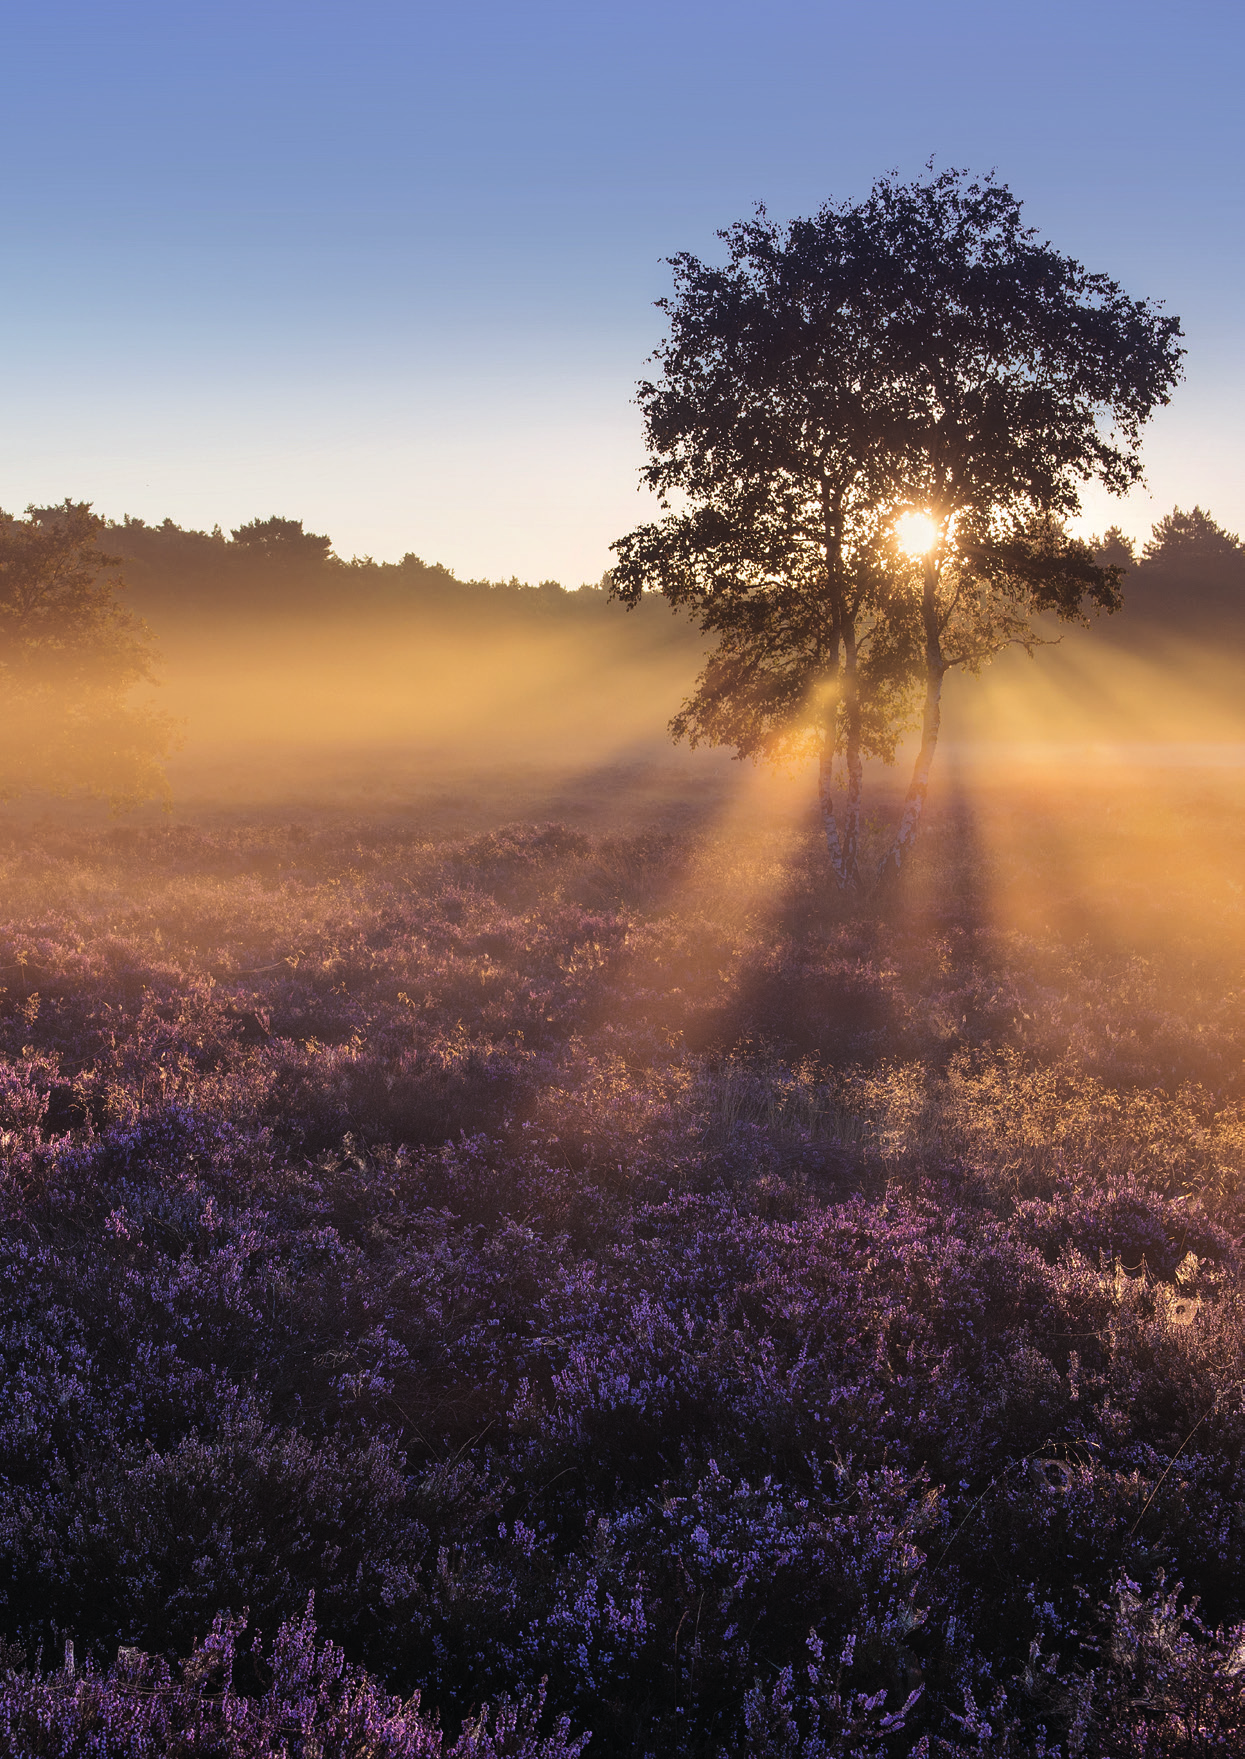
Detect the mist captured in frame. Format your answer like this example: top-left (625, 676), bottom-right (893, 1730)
top-left (132, 560), bottom-right (1245, 835)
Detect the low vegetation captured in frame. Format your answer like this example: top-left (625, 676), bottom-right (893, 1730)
top-left (0, 773), bottom-right (1243, 1754)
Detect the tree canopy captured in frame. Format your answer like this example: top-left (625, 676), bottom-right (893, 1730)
top-left (229, 515), bottom-right (334, 564)
top-left (611, 167), bottom-right (1184, 887)
top-left (0, 501), bottom-right (178, 808)
top-left (1093, 507), bottom-right (1243, 632)
top-left (1143, 505), bottom-right (1241, 567)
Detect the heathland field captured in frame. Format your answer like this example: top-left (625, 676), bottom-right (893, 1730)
top-left (1, 752), bottom-right (1244, 1754)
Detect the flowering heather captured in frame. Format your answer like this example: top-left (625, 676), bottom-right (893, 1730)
top-left (0, 797), bottom-right (1243, 1755)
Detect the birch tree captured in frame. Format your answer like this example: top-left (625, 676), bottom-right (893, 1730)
top-left (610, 168), bottom-right (1183, 889)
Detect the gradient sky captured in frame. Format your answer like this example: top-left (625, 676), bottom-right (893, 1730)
top-left (1, 0), bottom-right (1241, 582)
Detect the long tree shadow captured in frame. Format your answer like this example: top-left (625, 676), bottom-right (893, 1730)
top-left (596, 762), bottom-right (1000, 1200)
top-left (673, 755), bottom-right (990, 1055)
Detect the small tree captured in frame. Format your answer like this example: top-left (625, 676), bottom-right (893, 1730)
top-left (0, 501), bottom-right (178, 808)
top-left (611, 168), bottom-right (1183, 888)
top-left (1092, 525), bottom-right (1137, 570)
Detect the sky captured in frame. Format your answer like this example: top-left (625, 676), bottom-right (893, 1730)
top-left (1, 0), bottom-right (1242, 583)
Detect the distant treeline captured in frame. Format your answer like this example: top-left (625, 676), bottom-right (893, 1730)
top-left (103, 514), bottom-right (673, 630)
top-left (101, 505), bottom-right (1244, 639)
top-left (1091, 506), bottom-right (1244, 634)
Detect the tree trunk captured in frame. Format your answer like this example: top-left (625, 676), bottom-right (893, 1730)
top-left (816, 478), bottom-right (862, 891)
top-left (839, 624), bottom-right (864, 889)
top-left (819, 658), bottom-right (864, 891)
top-left (818, 738), bottom-right (847, 883)
top-left (878, 553), bottom-right (945, 886)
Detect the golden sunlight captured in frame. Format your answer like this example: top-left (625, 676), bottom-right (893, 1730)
top-left (894, 510), bottom-right (938, 556)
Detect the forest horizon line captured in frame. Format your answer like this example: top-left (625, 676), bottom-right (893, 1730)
top-left (24, 499), bottom-right (1245, 635)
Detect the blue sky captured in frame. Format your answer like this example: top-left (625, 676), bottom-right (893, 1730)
top-left (1, 0), bottom-right (1241, 581)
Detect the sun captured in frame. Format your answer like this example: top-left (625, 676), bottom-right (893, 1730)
top-left (895, 510), bottom-right (939, 557)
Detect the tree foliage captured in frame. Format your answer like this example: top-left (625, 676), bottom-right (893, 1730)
top-left (1093, 506), bottom-right (1244, 632)
top-left (611, 167), bottom-right (1184, 887)
top-left (1143, 505), bottom-right (1241, 566)
top-left (229, 514), bottom-right (334, 564)
top-left (0, 501), bottom-right (178, 808)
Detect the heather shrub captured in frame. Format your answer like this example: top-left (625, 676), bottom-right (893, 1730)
top-left (0, 804), bottom-right (1243, 1754)
top-left (1011, 1177), bottom-right (1234, 1280)
top-left (0, 1600), bottom-right (588, 1758)
top-left (1, 1421), bottom-right (423, 1659)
